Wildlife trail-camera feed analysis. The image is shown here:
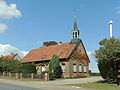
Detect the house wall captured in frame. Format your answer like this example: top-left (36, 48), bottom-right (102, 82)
top-left (36, 41), bottom-right (89, 78)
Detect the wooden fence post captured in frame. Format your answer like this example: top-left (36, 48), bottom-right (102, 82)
top-left (16, 73), bottom-right (19, 79)
top-left (31, 73), bottom-right (34, 80)
top-left (9, 73), bottom-right (11, 78)
top-left (3, 72), bottom-right (5, 77)
top-left (45, 73), bottom-right (49, 81)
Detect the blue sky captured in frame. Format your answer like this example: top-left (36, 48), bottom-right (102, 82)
top-left (0, 0), bottom-right (120, 73)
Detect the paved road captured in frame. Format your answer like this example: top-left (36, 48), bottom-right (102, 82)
top-left (0, 82), bottom-right (44, 90)
top-left (0, 76), bottom-right (103, 90)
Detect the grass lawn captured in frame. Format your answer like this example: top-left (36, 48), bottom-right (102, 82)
top-left (0, 77), bottom-right (44, 82)
top-left (67, 82), bottom-right (120, 90)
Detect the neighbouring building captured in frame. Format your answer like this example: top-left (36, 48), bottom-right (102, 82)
top-left (21, 11), bottom-right (90, 77)
top-left (0, 53), bottom-right (21, 61)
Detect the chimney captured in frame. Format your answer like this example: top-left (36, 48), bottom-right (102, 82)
top-left (59, 41), bottom-right (62, 45)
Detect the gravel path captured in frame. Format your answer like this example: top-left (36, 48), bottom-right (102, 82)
top-left (0, 76), bottom-right (104, 90)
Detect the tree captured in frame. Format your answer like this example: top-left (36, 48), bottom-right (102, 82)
top-left (0, 59), bottom-right (22, 73)
top-left (43, 41), bottom-right (57, 46)
top-left (49, 54), bottom-right (62, 79)
top-left (94, 37), bottom-right (120, 83)
top-left (21, 62), bottom-right (36, 74)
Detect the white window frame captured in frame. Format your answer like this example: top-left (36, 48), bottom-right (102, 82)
top-left (62, 63), bottom-right (65, 72)
top-left (84, 65), bottom-right (87, 73)
top-left (42, 65), bottom-right (45, 72)
top-left (73, 64), bottom-right (76, 72)
top-left (79, 64), bottom-right (82, 72)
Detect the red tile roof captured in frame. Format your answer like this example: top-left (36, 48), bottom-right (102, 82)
top-left (21, 42), bottom-right (76, 63)
top-left (1, 53), bottom-right (17, 60)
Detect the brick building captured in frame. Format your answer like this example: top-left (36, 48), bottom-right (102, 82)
top-left (21, 11), bottom-right (90, 77)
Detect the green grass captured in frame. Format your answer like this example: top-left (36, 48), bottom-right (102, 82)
top-left (67, 82), bottom-right (120, 90)
top-left (90, 73), bottom-right (101, 76)
top-left (0, 77), bottom-right (44, 82)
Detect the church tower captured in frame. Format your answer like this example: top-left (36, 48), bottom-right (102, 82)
top-left (71, 10), bottom-right (80, 44)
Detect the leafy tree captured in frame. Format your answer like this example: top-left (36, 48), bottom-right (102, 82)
top-left (43, 41), bottom-right (57, 46)
top-left (0, 59), bottom-right (22, 73)
top-left (21, 62), bottom-right (36, 74)
top-left (94, 37), bottom-right (120, 83)
top-left (49, 54), bottom-right (62, 79)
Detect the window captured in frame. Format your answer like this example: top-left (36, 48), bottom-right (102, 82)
top-left (41, 55), bottom-right (46, 59)
top-left (62, 63), bottom-right (65, 72)
top-left (73, 32), bottom-right (74, 38)
top-left (73, 64), bottom-right (76, 72)
top-left (75, 32), bottom-right (77, 38)
top-left (84, 65), bottom-right (87, 73)
top-left (79, 64), bottom-right (82, 72)
top-left (42, 65), bottom-right (45, 72)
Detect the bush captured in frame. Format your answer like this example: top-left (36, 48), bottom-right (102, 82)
top-left (41, 71), bottom-right (54, 80)
top-left (0, 59), bottom-right (22, 73)
top-left (74, 73), bottom-right (87, 78)
top-left (49, 54), bottom-right (62, 79)
top-left (21, 63), bottom-right (36, 74)
top-left (95, 38), bottom-right (120, 83)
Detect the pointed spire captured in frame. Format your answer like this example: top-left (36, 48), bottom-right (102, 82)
top-left (74, 10), bottom-right (78, 30)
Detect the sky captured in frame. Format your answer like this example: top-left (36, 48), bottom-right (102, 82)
top-left (0, 0), bottom-right (120, 73)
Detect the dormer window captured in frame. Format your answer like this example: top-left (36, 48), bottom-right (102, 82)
top-left (41, 55), bottom-right (46, 59)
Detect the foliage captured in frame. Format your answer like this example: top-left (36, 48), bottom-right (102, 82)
top-left (41, 70), bottom-right (54, 80)
top-left (90, 73), bottom-right (101, 76)
top-left (36, 62), bottom-right (49, 66)
top-left (74, 73), bottom-right (87, 78)
top-left (94, 37), bottom-right (120, 83)
top-left (43, 41), bottom-right (57, 46)
top-left (49, 54), bottom-right (62, 79)
top-left (21, 63), bottom-right (36, 74)
top-left (70, 51), bottom-right (89, 65)
top-left (0, 59), bottom-right (22, 73)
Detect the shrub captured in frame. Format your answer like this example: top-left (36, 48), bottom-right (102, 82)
top-left (21, 63), bottom-right (36, 74)
top-left (74, 73), bottom-right (87, 78)
top-left (94, 38), bottom-right (120, 83)
top-left (49, 54), bottom-right (62, 79)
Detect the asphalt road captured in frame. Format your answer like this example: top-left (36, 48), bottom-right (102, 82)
top-left (0, 82), bottom-right (44, 90)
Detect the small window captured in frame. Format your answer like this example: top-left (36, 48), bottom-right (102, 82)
top-left (62, 63), bottom-right (65, 72)
top-left (42, 65), bottom-right (45, 72)
top-left (41, 55), bottom-right (46, 59)
top-left (75, 32), bottom-right (77, 38)
top-left (73, 32), bottom-right (74, 38)
top-left (79, 64), bottom-right (82, 72)
top-left (73, 64), bottom-right (76, 72)
top-left (84, 65), bottom-right (87, 73)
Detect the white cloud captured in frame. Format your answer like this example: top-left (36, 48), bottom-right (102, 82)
top-left (0, 0), bottom-right (22, 19)
top-left (0, 24), bottom-right (7, 33)
top-left (0, 44), bottom-right (29, 59)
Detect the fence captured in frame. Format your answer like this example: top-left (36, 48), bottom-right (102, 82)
top-left (0, 72), bottom-right (49, 81)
